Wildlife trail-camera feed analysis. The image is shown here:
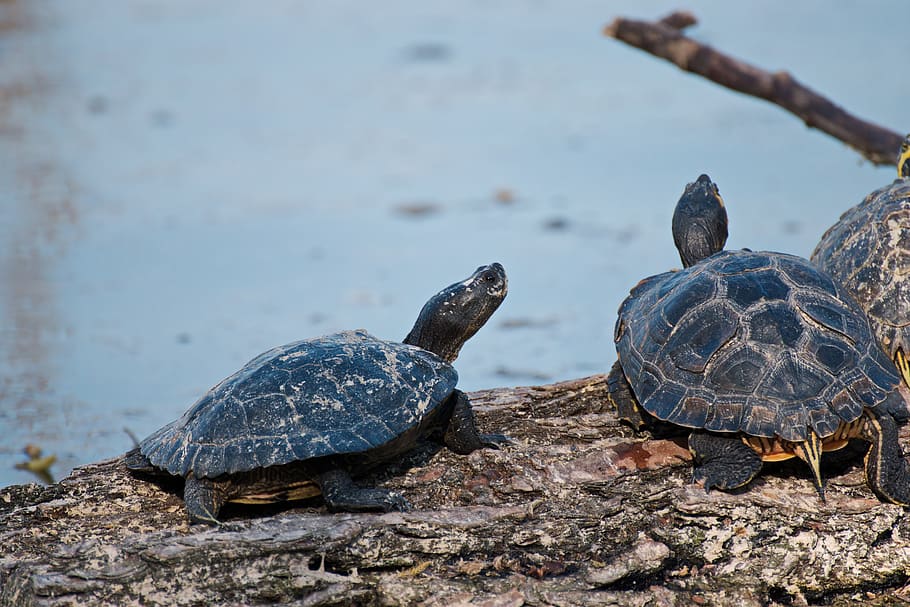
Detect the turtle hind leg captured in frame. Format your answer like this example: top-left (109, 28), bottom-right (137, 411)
top-left (443, 390), bottom-right (510, 455)
top-left (688, 432), bottom-right (763, 493)
top-left (607, 361), bottom-right (646, 430)
top-left (183, 476), bottom-right (231, 525)
top-left (792, 430), bottom-right (826, 502)
top-left (861, 411), bottom-right (910, 506)
top-left (318, 469), bottom-right (410, 512)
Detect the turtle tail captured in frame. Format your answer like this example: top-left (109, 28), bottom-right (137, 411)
top-left (792, 430), bottom-right (826, 502)
top-left (607, 360), bottom-right (646, 430)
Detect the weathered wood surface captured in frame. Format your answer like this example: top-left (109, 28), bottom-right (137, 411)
top-left (2, 375), bottom-right (910, 606)
top-left (604, 12), bottom-right (905, 167)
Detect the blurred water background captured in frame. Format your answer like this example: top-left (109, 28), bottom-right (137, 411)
top-left (1, 1), bottom-right (907, 487)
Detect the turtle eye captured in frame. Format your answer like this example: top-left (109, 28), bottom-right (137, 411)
top-left (481, 269), bottom-right (502, 284)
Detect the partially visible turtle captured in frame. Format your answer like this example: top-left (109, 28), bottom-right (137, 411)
top-left (127, 263), bottom-right (509, 524)
top-left (812, 135), bottom-right (910, 390)
top-left (608, 174), bottom-right (910, 503)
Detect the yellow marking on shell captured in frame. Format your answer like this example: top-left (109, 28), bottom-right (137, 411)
top-left (741, 435), bottom-right (797, 461)
top-left (760, 451), bottom-right (797, 463)
top-left (899, 135), bottom-right (910, 178)
top-left (743, 435), bottom-right (774, 458)
top-left (895, 349), bottom-right (910, 390)
top-left (742, 425), bottom-right (859, 462)
top-left (229, 481), bottom-right (321, 504)
top-left (820, 438), bottom-right (850, 452)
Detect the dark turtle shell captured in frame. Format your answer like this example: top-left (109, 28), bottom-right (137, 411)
top-left (138, 329), bottom-right (458, 478)
top-left (811, 178), bottom-right (910, 359)
top-left (614, 249), bottom-right (901, 441)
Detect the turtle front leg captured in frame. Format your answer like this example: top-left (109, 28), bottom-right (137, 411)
top-left (318, 469), bottom-right (410, 512)
top-left (861, 411), bottom-right (910, 506)
top-left (443, 390), bottom-right (510, 455)
top-left (688, 431), bottom-right (763, 493)
top-left (184, 475), bottom-right (232, 525)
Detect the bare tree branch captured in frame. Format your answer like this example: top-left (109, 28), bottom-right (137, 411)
top-left (604, 12), bottom-right (904, 166)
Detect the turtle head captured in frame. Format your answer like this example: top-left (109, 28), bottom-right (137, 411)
top-left (899, 134), bottom-right (910, 179)
top-left (672, 174), bottom-right (729, 268)
top-left (404, 263), bottom-right (508, 363)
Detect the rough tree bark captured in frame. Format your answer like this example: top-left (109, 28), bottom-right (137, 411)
top-left (2, 376), bottom-right (910, 606)
top-left (604, 11), bottom-right (905, 167)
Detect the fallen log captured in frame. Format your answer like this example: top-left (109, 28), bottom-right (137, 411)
top-left (604, 11), bottom-right (904, 167)
top-left (2, 375), bottom-right (909, 606)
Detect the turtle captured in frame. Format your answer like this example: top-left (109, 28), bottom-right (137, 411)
top-left (126, 263), bottom-right (510, 524)
top-left (607, 174), bottom-right (910, 503)
top-left (811, 134), bottom-right (910, 390)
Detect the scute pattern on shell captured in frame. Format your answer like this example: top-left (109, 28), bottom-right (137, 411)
top-left (139, 330), bottom-right (458, 478)
top-left (615, 250), bottom-right (900, 442)
top-left (811, 179), bottom-right (910, 355)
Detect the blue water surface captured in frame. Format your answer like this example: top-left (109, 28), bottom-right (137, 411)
top-left (1, 1), bottom-right (907, 486)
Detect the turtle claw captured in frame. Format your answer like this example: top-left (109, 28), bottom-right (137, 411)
top-left (384, 492), bottom-right (411, 512)
top-left (349, 488), bottom-right (410, 513)
top-left (189, 511), bottom-right (223, 526)
top-left (691, 469), bottom-right (721, 494)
